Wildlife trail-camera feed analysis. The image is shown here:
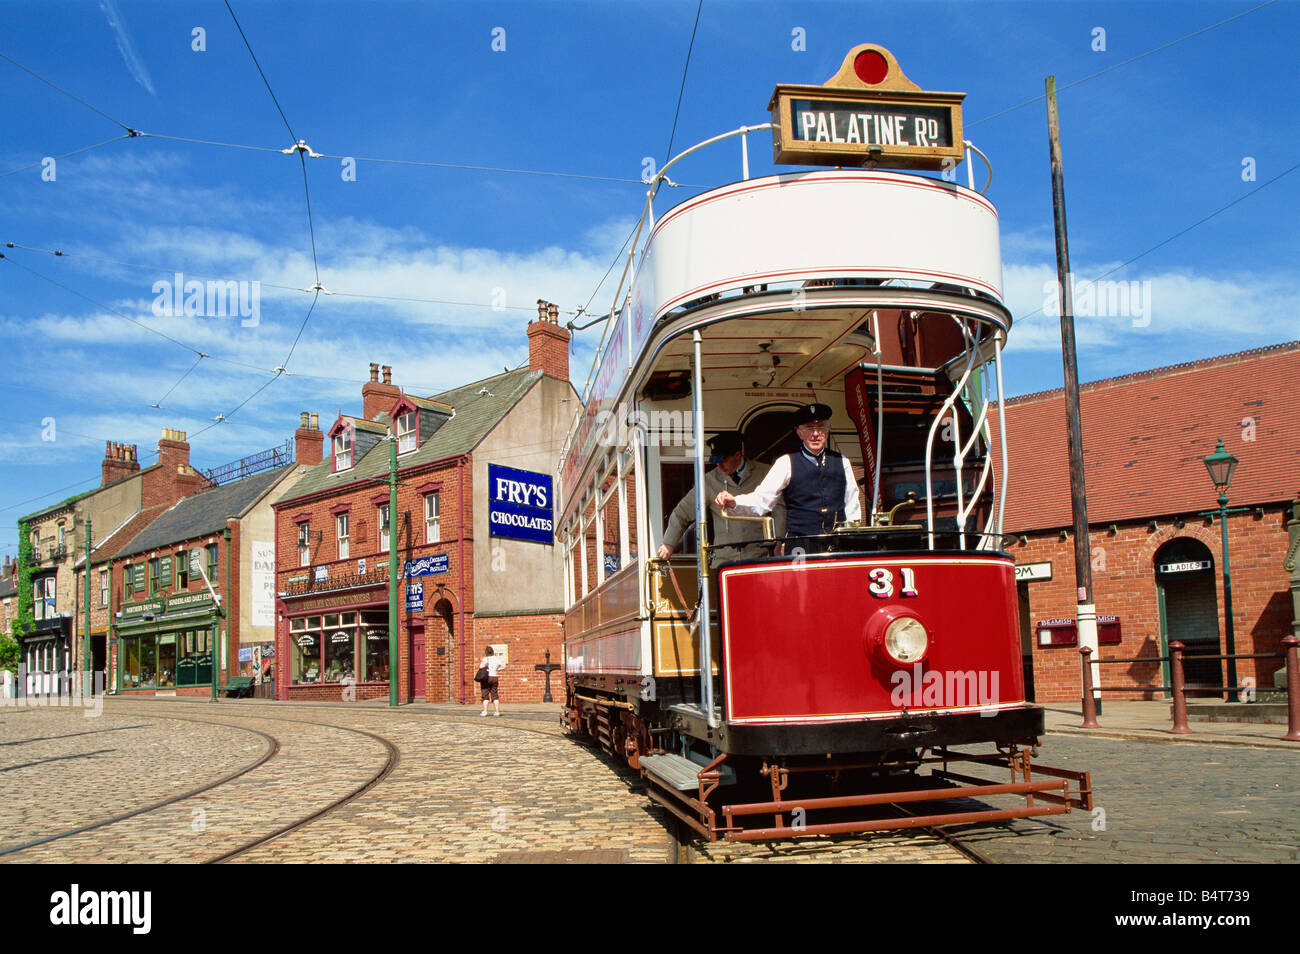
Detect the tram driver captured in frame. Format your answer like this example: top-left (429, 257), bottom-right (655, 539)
top-left (715, 403), bottom-right (859, 553)
top-left (657, 430), bottom-right (783, 567)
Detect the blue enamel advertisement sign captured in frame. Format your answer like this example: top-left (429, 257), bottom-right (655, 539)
top-left (488, 463), bottom-right (553, 544)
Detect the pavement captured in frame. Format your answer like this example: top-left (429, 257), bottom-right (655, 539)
top-left (1042, 700), bottom-right (1299, 750)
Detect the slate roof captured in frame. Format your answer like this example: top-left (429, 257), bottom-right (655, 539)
top-left (990, 341), bottom-right (1300, 532)
top-left (280, 368), bottom-right (542, 504)
top-left (116, 465), bottom-right (294, 559)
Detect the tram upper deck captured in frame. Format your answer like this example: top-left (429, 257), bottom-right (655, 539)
top-left (559, 164), bottom-right (1012, 561)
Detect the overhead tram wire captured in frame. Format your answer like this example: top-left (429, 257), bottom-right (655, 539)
top-left (1, 243), bottom-right (544, 313)
top-left (151, 354), bottom-right (206, 409)
top-left (0, 51), bottom-right (137, 133)
top-left (0, 134), bottom-right (134, 179)
top-left (1013, 157), bottom-right (1300, 326)
top-left (967, 0), bottom-right (1280, 128)
top-left (663, 0), bottom-right (705, 167)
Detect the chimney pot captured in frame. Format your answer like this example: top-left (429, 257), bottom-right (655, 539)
top-left (547, 303), bottom-right (559, 323)
top-left (300, 411), bottom-right (310, 428)
top-left (382, 365), bottom-right (392, 385)
top-left (310, 412), bottom-right (319, 430)
top-left (537, 299), bottom-right (547, 322)
top-left (369, 362), bottom-right (379, 382)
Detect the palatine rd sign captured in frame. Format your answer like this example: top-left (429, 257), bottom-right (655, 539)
top-left (768, 44), bottom-right (965, 171)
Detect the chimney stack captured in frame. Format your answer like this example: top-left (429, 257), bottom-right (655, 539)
top-left (295, 410), bottom-right (324, 466)
top-left (102, 439), bottom-right (142, 486)
top-left (528, 298), bottom-right (571, 382)
top-left (362, 361), bottom-right (401, 420)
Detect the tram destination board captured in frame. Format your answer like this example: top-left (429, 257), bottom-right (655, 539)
top-left (769, 88), bottom-right (965, 169)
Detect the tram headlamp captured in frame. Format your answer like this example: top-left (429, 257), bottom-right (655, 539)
top-left (883, 616), bottom-right (928, 665)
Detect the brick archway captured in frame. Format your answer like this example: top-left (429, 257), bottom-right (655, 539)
top-left (426, 597), bottom-right (456, 703)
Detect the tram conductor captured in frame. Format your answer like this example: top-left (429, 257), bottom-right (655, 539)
top-left (657, 431), bottom-right (784, 567)
top-left (715, 403), bottom-right (859, 550)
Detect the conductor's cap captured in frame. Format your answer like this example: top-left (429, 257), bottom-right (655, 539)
top-left (793, 403), bottom-right (834, 427)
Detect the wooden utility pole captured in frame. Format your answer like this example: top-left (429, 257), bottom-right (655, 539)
top-left (1046, 76), bottom-right (1100, 715)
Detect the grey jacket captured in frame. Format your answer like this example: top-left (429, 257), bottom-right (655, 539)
top-left (662, 460), bottom-right (785, 563)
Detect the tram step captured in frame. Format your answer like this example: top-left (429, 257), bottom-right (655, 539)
top-left (641, 753), bottom-right (736, 791)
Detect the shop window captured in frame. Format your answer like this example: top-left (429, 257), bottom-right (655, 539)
top-left (337, 513), bottom-right (350, 560)
top-left (291, 616), bottom-right (322, 684)
top-left (378, 504), bottom-right (391, 553)
top-left (324, 627), bottom-right (356, 683)
top-left (362, 611), bottom-right (389, 682)
top-left (425, 494), bottom-right (440, 544)
top-left (396, 411), bottom-right (417, 454)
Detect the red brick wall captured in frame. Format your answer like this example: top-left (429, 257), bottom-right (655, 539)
top-left (470, 613), bottom-right (565, 703)
top-left (1018, 504), bottom-right (1294, 702)
top-left (275, 455), bottom-right (477, 704)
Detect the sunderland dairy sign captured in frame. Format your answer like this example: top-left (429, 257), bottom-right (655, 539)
top-left (488, 464), bottom-right (553, 545)
top-left (769, 43), bottom-right (964, 170)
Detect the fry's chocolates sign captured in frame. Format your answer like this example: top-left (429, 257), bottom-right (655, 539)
top-left (488, 464), bottom-right (553, 545)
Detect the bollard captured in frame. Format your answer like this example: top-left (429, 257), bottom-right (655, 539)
top-left (1283, 636), bottom-right (1300, 743)
top-left (1170, 641), bottom-right (1192, 734)
top-left (1079, 645), bottom-right (1099, 728)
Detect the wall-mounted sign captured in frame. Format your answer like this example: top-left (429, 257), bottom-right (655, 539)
top-left (313, 565), bottom-right (328, 583)
top-left (131, 565), bottom-right (146, 591)
top-left (488, 464), bottom-right (554, 545)
top-left (406, 580), bottom-right (425, 612)
top-left (1015, 562), bottom-right (1052, 582)
top-left (1159, 560), bottom-right (1212, 574)
top-left (251, 541), bottom-right (275, 627)
top-left (357, 559), bottom-right (366, 574)
top-left (768, 44), bottom-right (964, 170)
top-left (159, 555), bottom-right (173, 586)
top-left (405, 554), bottom-right (448, 578)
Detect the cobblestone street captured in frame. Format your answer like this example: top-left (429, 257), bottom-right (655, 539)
top-left (2, 697), bottom-right (1295, 864)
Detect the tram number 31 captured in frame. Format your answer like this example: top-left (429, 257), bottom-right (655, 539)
top-left (869, 567), bottom-right (918, 599)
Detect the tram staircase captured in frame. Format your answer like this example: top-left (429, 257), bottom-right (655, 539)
top-left (858, 365), bottom-right (991, 533)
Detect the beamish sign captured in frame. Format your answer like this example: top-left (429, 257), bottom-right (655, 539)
top-left (488, 463), bottom-right (554, 545)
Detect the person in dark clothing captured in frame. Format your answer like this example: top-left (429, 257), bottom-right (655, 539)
top-left (714, 403), bottom-right (858, 551)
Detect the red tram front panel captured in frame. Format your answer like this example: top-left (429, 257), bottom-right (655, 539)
top-left (717, 555), bottom-right (1024, 724)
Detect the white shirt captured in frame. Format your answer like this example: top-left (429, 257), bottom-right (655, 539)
top-left (482, 656), bottom-right (505, 678)
top-left (730, 450), bottom-right (860, 524)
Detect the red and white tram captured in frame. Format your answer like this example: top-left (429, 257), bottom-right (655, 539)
top-left (558, 45), bottom-right (1091, 841)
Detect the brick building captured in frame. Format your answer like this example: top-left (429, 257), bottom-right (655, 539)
top-left (107, 459), bottom-right (307, 696)
top-left (992, 342), bottom-right (1299, 703)
top-left (272, 303), bottom-right (575, 704)
top-left (18, 428), bottom-right (210, 696)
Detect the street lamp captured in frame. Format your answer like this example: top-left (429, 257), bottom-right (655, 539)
top-left (1203, 437), bottom-right (1240, 701)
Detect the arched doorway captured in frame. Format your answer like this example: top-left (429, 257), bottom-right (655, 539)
top-left (1154, 538), bottom-right (1221, 695)
top-left (428, 598), bottom-right (455, 703)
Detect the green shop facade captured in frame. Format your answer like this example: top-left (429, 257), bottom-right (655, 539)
top-left (114, 589), bottom-right (223, 695)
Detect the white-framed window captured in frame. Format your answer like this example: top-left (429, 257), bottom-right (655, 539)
top-left (33, 576), bottom-right (55, 620)
top-left (57, 523), bottom-right (66, 548)
top-left (378, 504), bottom-right (390, 553)
top-left (396, 411), bottom-right (417, 454)
top-left (298, 523), bottom-right (311, 567)
top-left (334, 430), bottom-right (353, 471)
top-left (99, 568), bottom-right (109, 607)
top-left (424, 493), bottom-right (440, 544)
top-left (337, 513), bottom-right (350, 560)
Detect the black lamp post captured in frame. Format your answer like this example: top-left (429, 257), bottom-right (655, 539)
top-left (1203, 437), bottom-right (1240, 701)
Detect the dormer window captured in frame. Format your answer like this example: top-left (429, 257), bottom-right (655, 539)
top-left (396, 411), bottom-right (417, 454)
top-left (334, 429), bottom-right (353, 471)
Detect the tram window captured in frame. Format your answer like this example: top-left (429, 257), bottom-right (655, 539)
top-left (570, 540), bottom-right (583, 603)
top-left (624, 472), bottom-right (638, 559)
top-left (601, 473), bottom-right (622, 576)
top-left (659, 461), bottom-right (699, 554)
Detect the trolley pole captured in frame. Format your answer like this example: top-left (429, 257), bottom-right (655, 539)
top-left (1046, 76), bottom-right (1100, 715)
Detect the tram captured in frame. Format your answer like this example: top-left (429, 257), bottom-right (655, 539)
top-left (557, 45), bottom-right (1091, 841)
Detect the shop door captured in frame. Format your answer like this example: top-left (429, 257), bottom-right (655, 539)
top-left (1155, 538), bottom-right (1221, 695)
top-left (410, 623), bottom-right (425, 700)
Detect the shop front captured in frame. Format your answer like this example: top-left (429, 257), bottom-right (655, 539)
top-left (115, 591), bottom-right (221, 696)
top-left (21, 615), bottom-right (71, 697)
top-left (279, 583), bottom-right (391, 702)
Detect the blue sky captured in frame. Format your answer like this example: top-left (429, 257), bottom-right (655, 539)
top-left (2, 0), bottom-right (1296, 557)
